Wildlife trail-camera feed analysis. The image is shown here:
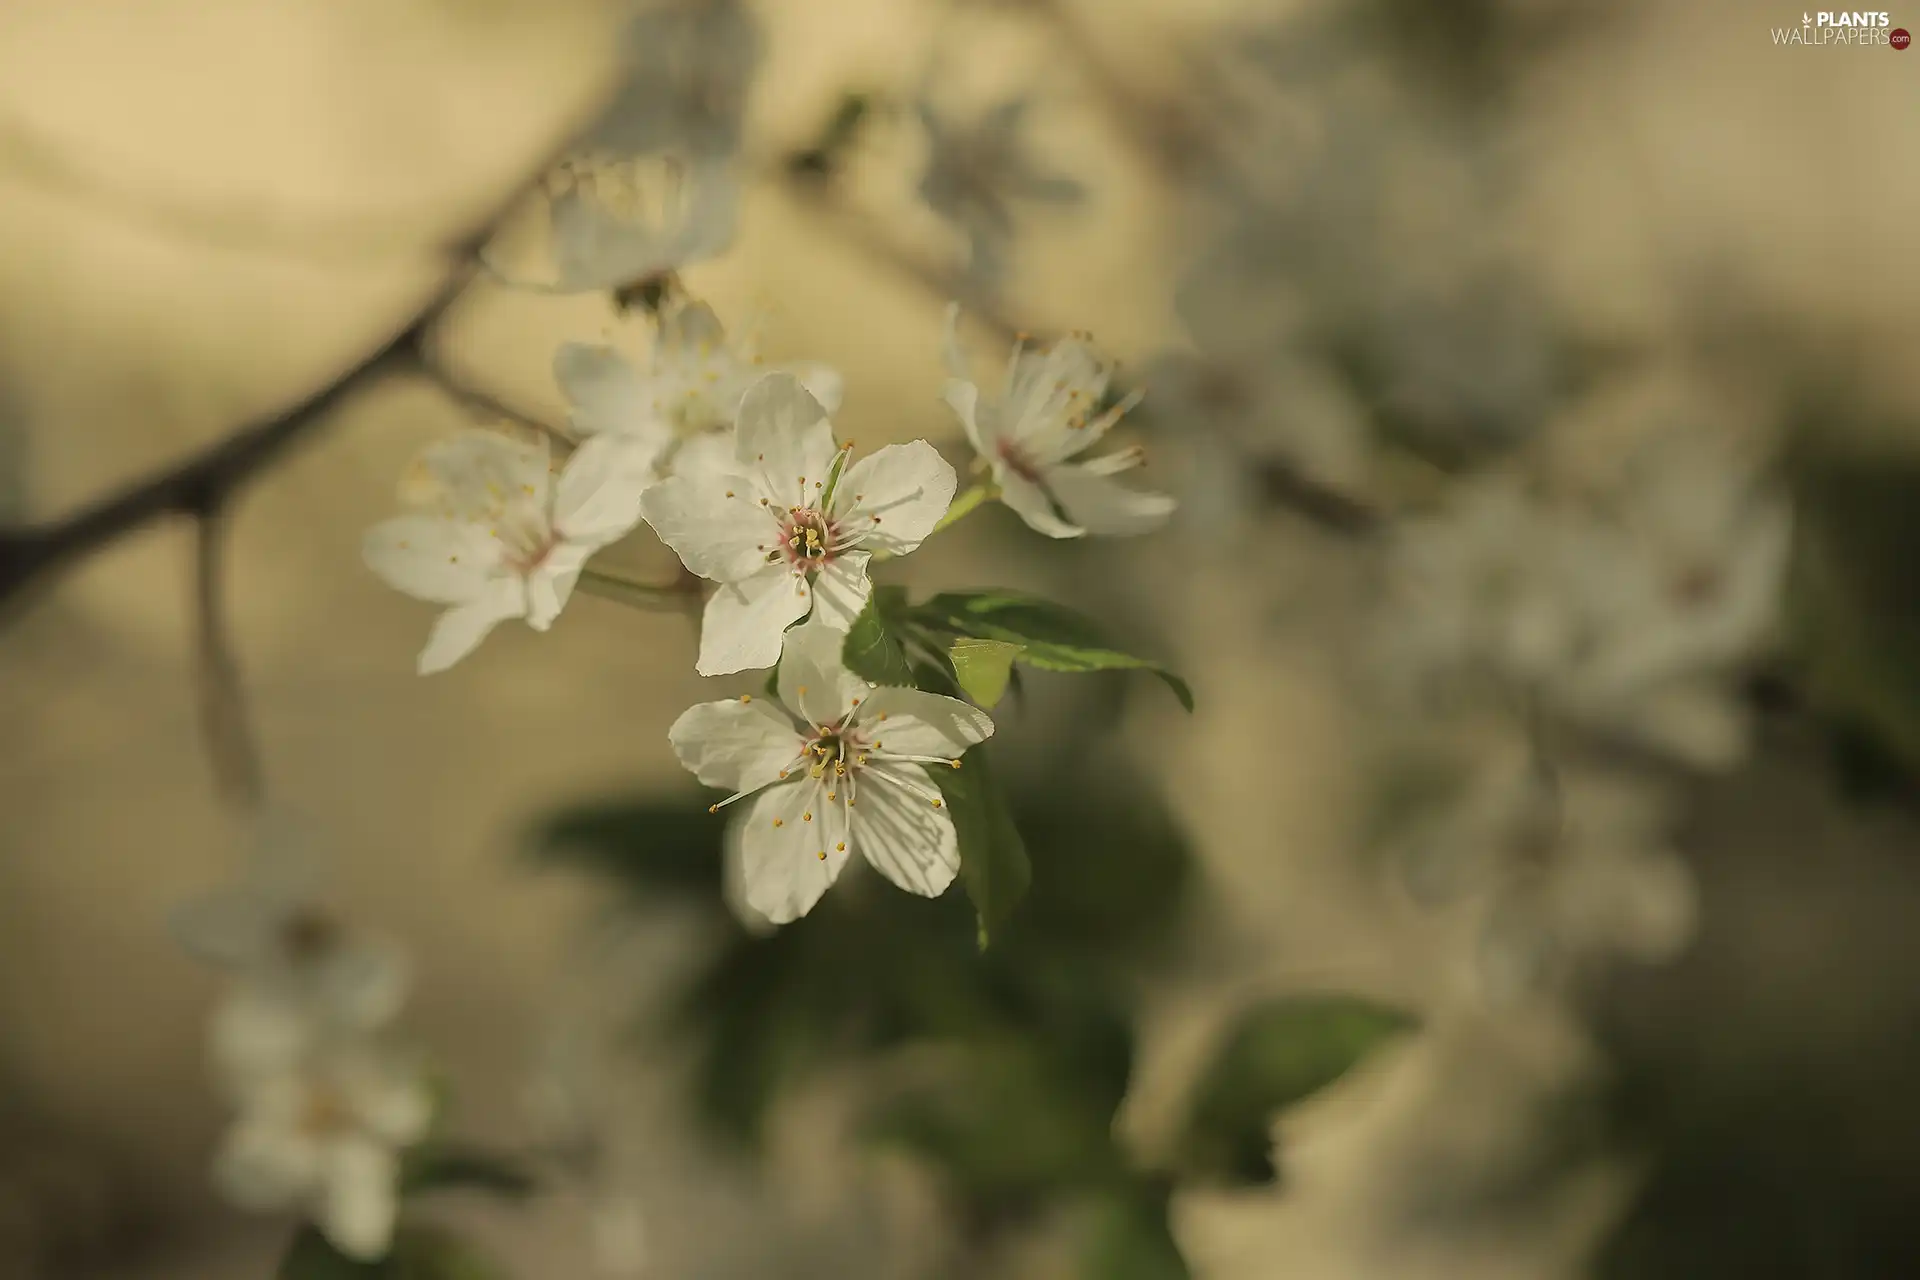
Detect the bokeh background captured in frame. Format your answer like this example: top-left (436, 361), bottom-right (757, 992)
top-left (4, 0), bottom-right (1920, 1277)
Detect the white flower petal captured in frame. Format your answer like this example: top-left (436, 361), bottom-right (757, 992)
top-left (995, 469), bottom-right (1083, 538)
top-left (554, 433), bottom-right (657, 545)
top-left (665, 430), bottom-right (735, 481)
top-left (418, 577), bottom-right (527, 674)
top-left (404, 430), bottom-right (550, 518)
top-left (554, 344), bottom-right (659, 441)
top-left (213, 1112), bottom-right (321, 1210)
top-left (527, 543), bottom-right (594, 630)
top-left (640, 472), bottom-right (772, 583)
top-left (342, 1060), bottom-right (433, 1147)
top-left (362, 517), bottom-right (504, 604)
top-left (732, 781), bottom-right (848, 924)
top-left (550, 159), bottom-right (739, 292)
top-left (943, 377), bottom-right (997, 458)
top-left (857, 687), bottom-right (994, 757)
top-left (734, 373), bottom-right (839, 500)
top-left (833, 441), bottom-right (958, 556)
top-left (669, 699), bottom-right (806, 792)
top-left (777, 615), bottom-right (872, 727)
top-left (1046, 463), bottom-right (1175, 537)
top-left (319, 1137), bottom-right (401, 1261)
top-left (210, 989), bottom-right (314, 1083)
top-left (807, 552), bottom-right (872, 635)
top-left (696, 564), bottom-right (811, 676)
top-left (789, 362), bottom-right (845, 414)
top-left (852, 763), bottom-right (960, 900)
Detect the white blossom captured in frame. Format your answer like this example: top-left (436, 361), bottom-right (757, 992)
top-left (668, 618), bottom-right (993, 923)
top-left (172, 831), bottom-right (408, 1048)
top-left (943, 305), bottom-right (1174, 539)
top-left (210, 1019), bottom-right (431, 1261)
top-left (482, 0), bottom-right (760, 294)
top-left (641, 373), bottom-right (956, 675)
top-left (363, 428), bottom-right (656, 675)
top-left (555, 299), bottom-right (843, 482)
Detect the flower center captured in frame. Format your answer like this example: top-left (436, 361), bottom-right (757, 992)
top-left (299, 1085), bottom-right (352, 1138)
top-left (775, 507), bottom-right (837, 569)
top-left (278, 908), bottom-right (341, 962)
top-left (996, 439), bottom-right (1044, 485)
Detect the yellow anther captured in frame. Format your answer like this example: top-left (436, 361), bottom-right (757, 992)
top-left (772, 818), bottom-right (784, 828)
top-left (931, 799), bottom-right (944, 809)
top-left (726, 490), bottom-right (735, 498)
top-left (827, 791), bottom-right (837, 801)
top-left (949, 759), bottom-right (962, 769)
top-left (708, 804), bottom-right (719, 814)
top-left (816, 850), bottom-right (827, 861)
top-left (803, 812), bottom-right (813, 822)
top-left (740, 694), bottom-right (752, 703)
top-left (836, 842), bottom-right (846, 852)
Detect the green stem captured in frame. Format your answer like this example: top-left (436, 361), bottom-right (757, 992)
top-left (575, 566), bottom-right (698, 613)
top-left (871, 483), bottom-right (997, 562)
top-left (933, 482), bottom-right (995, 536)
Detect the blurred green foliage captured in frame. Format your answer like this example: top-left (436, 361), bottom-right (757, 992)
top-left (1790, 447), bottom-right (1920, 805)
top-left (534, 729), bottom-right (1195, 1274)
top-left (278, 1225), bottom-right (506, 1280)
top-left (1177, 997), bottom-right (1416, 1185)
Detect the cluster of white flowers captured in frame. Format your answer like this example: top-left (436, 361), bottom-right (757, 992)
top-left (362, 289), bottom-right (1171, 924)
top-left (173, 830), bottom-right (431, 1260)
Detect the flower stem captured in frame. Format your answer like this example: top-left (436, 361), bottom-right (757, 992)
top-left (933, 483), bottom-right (995, 536)
top-left (575, 566), bottom-right (699, 613)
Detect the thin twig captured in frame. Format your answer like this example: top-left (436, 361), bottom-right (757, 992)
top-left (1026, 0), bottom-right (1218, 182)
top-left (0, 310), bottom-right (444, 612)
top-left (1254, 460), bottom-right (1384, 538)
top-left (191, 507), bottom-right (263, 807)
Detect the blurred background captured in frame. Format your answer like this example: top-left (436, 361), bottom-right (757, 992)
top-left (4, 0), bottom-right (1920, 1276)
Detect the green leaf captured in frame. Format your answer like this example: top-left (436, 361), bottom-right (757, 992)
top-left (1179, 996), bottom-right (1416, 1184)
top-left (914, 591), bottom-right (1193, 711)
top-left (842, 590), bottom-right (916, 686)
top-left (937, 747), bottom-right (1031, 943)
top-left (949, 638), bottom-right (1024, 708)
top-left (278, 1225), bottom-right (508, 1280)
top-left (1077, 1182), bottom-right (1192, 1280)
top-left (400, 1141), bottom-right (539, 1201)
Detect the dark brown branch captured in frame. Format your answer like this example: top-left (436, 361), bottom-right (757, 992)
top-left (0, 309), bottom-right (444, 612)
top-left (1254, 460), bottom-right (1384, 538)
top-left (192, 508), bottom-right (263, 807)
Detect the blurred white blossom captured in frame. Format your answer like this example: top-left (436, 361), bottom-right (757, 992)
top-left (642, 373), bottom-right (956, 675)
top-left (943, 305), bottom-right (1173, 539)
top-left (363, 428), bottom-right (656, 674)
top-left (1378, 426), bottom-right (1790, 770)
top-left (669, 618), bottom-right (992, 923)
top-left (484, 0), bottom-right (760, 293)
top-left (210, 1025), bottom-right (431, 1260)
top-left (915, 94), bottom-right (1083, 290)
top-left (555, 300), bottom-right (843, 482)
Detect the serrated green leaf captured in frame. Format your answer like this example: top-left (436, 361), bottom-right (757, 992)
top-left (914, 591), bottom-right (1193, 711)
top-left (1179, 996), bottom-right (1416, 1184)
top-left (937, 747), bottom-right (1031, 943)
top-left (842, 592), bottom-right (917, 686)
top-left (400, 1141), bottom-right (539, 1201)
top-left (949, 638), bottom-right (1024, 708)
